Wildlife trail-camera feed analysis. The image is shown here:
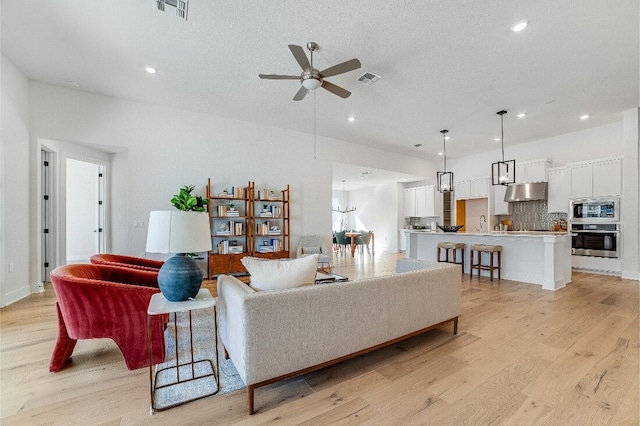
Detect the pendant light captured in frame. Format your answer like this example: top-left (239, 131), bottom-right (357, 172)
top-left (436, 129), bottom-right (454, 192)
top-left (332, 180), bottom-right (356, 213)
top-left (491, 110), bottom-right (516, 186)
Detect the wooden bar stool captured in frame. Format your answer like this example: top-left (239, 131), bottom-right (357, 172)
top-left (437, 242), bottom-right (466, 266)
top-left (470, 244), bottom-right (502, 281)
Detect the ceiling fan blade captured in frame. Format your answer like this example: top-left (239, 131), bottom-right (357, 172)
top-left (321, 81), bottom-right (351, 99)
top-left (259, 74), bottom-right (300, 80)
top-left (288, 45), bottom-right (311, 71)
top-left (319, 58), bottom-right (361, 78)
top-left (293, 85), bottom-right (308, 101)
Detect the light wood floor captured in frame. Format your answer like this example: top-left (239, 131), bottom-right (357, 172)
top-left (1, 251), bottom-right (638, 425)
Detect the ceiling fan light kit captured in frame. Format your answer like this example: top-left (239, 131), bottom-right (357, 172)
top-left (491, 110), bottom-right (516, 186)
top-left (259, 41), bottom-right (361, 101)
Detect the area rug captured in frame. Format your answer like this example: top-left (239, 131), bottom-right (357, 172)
top-left (152, 305), bottom-right (246, 410)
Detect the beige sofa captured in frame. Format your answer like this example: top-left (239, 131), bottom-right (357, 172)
top-left (216, 259), bottom-right (461, 414)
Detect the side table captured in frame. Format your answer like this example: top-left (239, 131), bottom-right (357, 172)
top-left (147, 288), bottom-right (219, 413)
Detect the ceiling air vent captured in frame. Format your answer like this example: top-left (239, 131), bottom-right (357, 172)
top-left (155, 0), bottom-right (189, 20)
top-left (357, 72), bottom-right (382, 85)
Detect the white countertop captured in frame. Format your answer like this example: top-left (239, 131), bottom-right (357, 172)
top-left (405, 229), bottom-right (569, 237)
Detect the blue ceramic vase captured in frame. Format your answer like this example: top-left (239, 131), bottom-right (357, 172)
top-left (157, 254), bottom-right (203, 301)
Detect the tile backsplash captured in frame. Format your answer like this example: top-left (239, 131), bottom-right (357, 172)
top-left (507, 200), bottom-right (567, 231)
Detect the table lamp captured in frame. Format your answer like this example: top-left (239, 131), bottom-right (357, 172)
top-left (146, 210), bottom-right (212, 301)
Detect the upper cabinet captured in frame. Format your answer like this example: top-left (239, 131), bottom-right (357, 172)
top-left (403, 188), bottom-right (417, 217)
top-left (568, 157), bottom-right (622, 198)
top-left (404, 185), bottom-right (441, 217)
top-left (455, 177), bottom-right (489, 200)
top-left (492, 185), bottom-right (509, 216)
top-left (515, 159), bottom-right (551, 184)
top-left (455, 180), bottom-right (471, 199)
top-left (547, 167), bottom-right (569, 213)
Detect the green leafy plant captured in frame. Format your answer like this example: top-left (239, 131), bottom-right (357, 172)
top-left (229, 202), bottom-right (235, 210)
top-left (171, 185), bottom-right (208, 212)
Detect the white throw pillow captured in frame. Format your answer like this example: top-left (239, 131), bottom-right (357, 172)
top-left (241, 254), bottom-right (319, 291)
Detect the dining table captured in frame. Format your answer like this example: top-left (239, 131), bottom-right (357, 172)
top-left (344, 232), bottom-right (361, 257)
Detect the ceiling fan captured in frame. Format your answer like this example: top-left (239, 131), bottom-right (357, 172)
top-left (259, 42), bottom-right (361, 101)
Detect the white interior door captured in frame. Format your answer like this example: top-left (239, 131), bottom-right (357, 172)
top-left (66, 158), bottom-right (105, 263)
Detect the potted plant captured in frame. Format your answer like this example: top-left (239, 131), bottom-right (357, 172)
top-left (262, 204), bottom-right (268, 213)
top-left (229, 202), bottom-right (235, 211)
top-left (171, 185), bottom-right (208, 212)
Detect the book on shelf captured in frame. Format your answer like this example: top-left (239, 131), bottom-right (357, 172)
top-left (228, 245), bottom-right (243, 254)
top-left (257, 188), bottom-right (282, 201)
top-left (216, 230), bottom-right (231, 235)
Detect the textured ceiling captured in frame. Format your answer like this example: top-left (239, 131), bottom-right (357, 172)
top-left (2, 1), bottom-right (638, 190)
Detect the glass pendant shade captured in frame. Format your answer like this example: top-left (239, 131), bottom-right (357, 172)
top-left (436, 129), bottom-right (454, 193)
top-left (491, 110), bottom-right (516, 186)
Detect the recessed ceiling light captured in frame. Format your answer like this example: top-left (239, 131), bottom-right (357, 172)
top-left (494, 138), bottom-right (501, 142)
top-left (511, 20), bottom-right (528, 32)
top-left (438, 152), bottom-right (444, 156)
top-left (580, 114), bottom-right (590, 120)
top-left (348, 117), bottom-right (355, 122)
top-left (517, 113), bottom-right (526, 118)
top-left (444, 136), bottom-right (450, 140)
top-left (145, 66), bottom-right (158, 74)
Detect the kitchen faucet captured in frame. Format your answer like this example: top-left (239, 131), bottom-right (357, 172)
top-left (476, 215), bottom-right (487, 233)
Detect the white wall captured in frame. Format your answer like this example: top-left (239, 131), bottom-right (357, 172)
top-left (450, 122), bottom-right (624, 180)
top-left (1, 55), bottom-right (31, 306)
top-left (25, 82), bottom-right (435, 279)
top-left (349, 182), bottom-right (400, 252)
top-left (622, 108), bottom-right (639, 280)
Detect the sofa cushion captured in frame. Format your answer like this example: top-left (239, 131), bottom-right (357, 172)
top-left (241, 254), bottom-right (319, 291)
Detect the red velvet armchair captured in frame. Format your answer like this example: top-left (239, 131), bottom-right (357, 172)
top-left (49, 263), bottom-right (166, 372)
top-left (90, 253), bottom-right (164, 272)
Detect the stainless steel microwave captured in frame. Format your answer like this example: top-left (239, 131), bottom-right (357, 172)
top-left (570, 197), bottom-right (619, 222)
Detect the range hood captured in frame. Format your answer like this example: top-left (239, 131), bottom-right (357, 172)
top-left (504, 182), bottom-right (548, 202)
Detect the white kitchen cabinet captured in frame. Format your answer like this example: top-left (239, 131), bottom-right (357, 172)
top-left (569, 163), bottom-right (593, 198)
top-left (455, 180), bottom-right (471, 199)
top-left (424, 185), bottom-right (441, 217)
top-left (593, 159), bottom-right (622, 197)
top-left (456, 177), bottom-right (489, 200)
top-left (515, 159), bottom-right (550, 184)
top-left (404, 188), bottom-right (416, 217)
top-left (415, 186), bottom-right (428, 217)
top-left (569, 157), bottom-right (622, 198)
top-left (547, 167), bottom-right (569, 213)
top-left (404, 185), bottom-right (439, 217)
top-left (471, 178), bottom-right (489, 198)
top-left (493, 185), bottom-right (509, 216)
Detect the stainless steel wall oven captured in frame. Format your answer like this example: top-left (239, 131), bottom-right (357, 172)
top-left (570, 223), bottom-right (619, 258)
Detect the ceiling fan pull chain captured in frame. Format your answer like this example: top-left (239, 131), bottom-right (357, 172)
top-left (314, 91), bottom-right (317, 160)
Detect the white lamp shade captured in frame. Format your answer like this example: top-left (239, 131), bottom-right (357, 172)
top-left (146, 210), bottom-right (212, 254)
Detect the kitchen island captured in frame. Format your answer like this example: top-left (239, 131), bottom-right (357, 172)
top-left (406, 230), bottom-right (571, 290)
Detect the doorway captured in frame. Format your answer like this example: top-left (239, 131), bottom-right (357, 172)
top-left (65, 158), bottom-right (106, 263)
top-left (41, 148), bottom-right (54, 283)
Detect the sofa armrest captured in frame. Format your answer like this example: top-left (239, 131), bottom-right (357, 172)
top-left (217, 275), bottom-right (255, 380)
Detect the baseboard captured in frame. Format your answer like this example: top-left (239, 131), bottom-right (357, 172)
top-left (621, 271), bottom-right (640, 281)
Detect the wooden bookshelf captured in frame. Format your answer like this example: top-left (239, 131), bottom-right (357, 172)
top-left (206, 180), bottom-right (290, 278)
